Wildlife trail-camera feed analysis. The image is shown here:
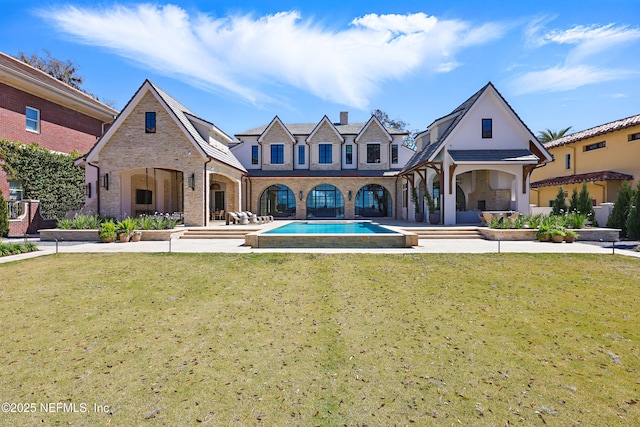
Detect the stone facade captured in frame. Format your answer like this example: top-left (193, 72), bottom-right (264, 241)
top-left (248, 176), bottom-right (402, 219)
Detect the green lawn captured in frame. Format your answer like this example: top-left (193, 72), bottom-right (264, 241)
top-left (0, 253), bottom-right (638, 426)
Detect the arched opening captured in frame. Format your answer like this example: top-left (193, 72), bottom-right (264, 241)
top-left (259, 184), bottom-right (296, 218)
top-left (307, 184), bottom-right (345, 218)
top-left (126, 168), bottom-right (183, 217)
top-left (355, 184), bottom-right (392, 217)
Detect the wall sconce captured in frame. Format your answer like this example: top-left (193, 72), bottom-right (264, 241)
top-left (101, 173), bottom-right (109, 190)
top-left (348, 190), bottom-right (352, 200)
top-left (188, 173), bottom-right (195, 190)
top-left (85, 183), bottom-right (92, 198)
top-left (299, 191), bottom-right (303, 200)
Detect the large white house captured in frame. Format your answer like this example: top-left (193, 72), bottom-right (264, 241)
top-left (400, 82), bottom-right (553, 225)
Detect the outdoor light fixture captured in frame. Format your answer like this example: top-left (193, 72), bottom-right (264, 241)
top-left (101, 173), bottom-right (109, 190)
top-left (299, 191), bottom-right (303, 200)
top-left (85, 183), bottom-right (92, 198)
top-left (348, 190), bottom-right (352, 200)
top-left (188, 173), bottom-right (195, 190)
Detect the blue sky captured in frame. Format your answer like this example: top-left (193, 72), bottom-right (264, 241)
top-left (2, 0), bottom-right (640, 138)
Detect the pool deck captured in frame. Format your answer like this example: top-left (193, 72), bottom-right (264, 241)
top-left (1, 219), bottom-right (639, 262)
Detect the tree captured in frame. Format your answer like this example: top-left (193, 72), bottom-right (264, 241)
top-left (607, 182), bottom-right (633, 237)
top-left (18, 50), bottom-right (84, 90)
top-left (537, 127), bottom-right (572, 143)
top-left (371, 109), bottom-right (417, 150)
top-left (551, 186), bottom-right (568, 215)
top-left (577, 183), bottom-right (595, 222)
top-left (626, 181), bottom-right (640, 239)
top-left (569, 188), bottom-right (579, 213)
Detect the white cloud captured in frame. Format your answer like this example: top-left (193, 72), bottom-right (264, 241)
top-left (39, 4), bottom-right (506, 109)
top-left (512, 21), bottom-right (640, 94)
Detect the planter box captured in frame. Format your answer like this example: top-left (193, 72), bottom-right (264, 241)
top-left (40, 228), bottom-right (184, 242)
top-left (480, 227), bottom-right (620, 242)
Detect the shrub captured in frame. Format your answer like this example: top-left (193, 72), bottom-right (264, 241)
top-left (137, 215), bottom-right (154, 230)
top-left (0, 242), bottom-right (38, 257)
top-left (577, 183), bottom-right (595, 224)
top-left (99, 221), bottom-right (118, 241)
top-left (0, 140), bottom-right (85, 220)
top-left (626, 181), bottom-right (640, 239)
top-left (0, 189), bottom-right (9, 238)
top-left (551, 186), bottom-right (568, 215)
top-left (565, 212), bottom-right (588, 229)
top-left (607, 182), bottom-right (633, 237)
top-left (57, 218), bottom-right (73, 229)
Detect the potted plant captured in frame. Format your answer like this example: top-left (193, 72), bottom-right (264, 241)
top-left (98, 221), bottom-right (117, 243)
top-left (131, 230), bottom-right (142, 242)
top-left (564, 229), bottom-right (578, 243)
top-left (535, 224), bottom-right (551, 242)
top-left (424, 187), bottom-right (438, 224)
top-left (550, 228), bottom-right (566, 243)
top-left (117, 217), bottom-right (136, 242)
top-left (411, 186), bottom-right (423, 222)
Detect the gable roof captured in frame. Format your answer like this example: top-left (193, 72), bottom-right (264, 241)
top-left (544, 113), bottom-right (640, 149)
top-left (258, 116), bottom-right (296, 143)
top-left (306, 115), bottom-right (345, 143)
top-left (402, 82), bottom-right (551, 173)
top-left (355, 115), bottom-right (393, 143)
top-left (0, 51), bottom-right (117, 121)
top-left (235, 118), bottom-right (408, 138)
top-left (86, 80), bottom-right (246, 172)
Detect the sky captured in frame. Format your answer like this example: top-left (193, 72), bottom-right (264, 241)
top-left (2, 0), bottom-right (640, 138)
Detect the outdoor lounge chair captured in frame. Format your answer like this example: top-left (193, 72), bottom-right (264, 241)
top-left (244, 211), bottom-right (273, 223)
top-left (480, 212), bottom-right (494, 226)
top-left (227, 212), bottom-right (249, 225)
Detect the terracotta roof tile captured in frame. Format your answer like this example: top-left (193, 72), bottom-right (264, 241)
top-left (545, 113), bottom-right (640, 149)
top-left (530, 170), bottom-right (633, 188)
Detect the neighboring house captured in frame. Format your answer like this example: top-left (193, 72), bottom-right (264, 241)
top-left (79, 80), bottom-right (246, 226)
top-left (0, 51), bottom-right (117, 201)
top-left (231, 112), bottom-right (413, 219)
top-left (401, 82), bottom-right (553, 225)
top-left (530, 113), bottom-right (639, 207)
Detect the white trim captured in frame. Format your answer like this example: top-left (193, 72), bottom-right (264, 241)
top-left (355, 115), bottom-right (392, 143)
top-left (305, 115), bottom-right (344, 143)
top-left (258, 116), bottom-right (296, 144)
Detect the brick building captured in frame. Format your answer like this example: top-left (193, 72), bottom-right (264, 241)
top-left (0, 51), bottom-right (117, 200)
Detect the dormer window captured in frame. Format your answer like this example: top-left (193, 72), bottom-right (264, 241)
top-left (367, 143), bottom-right (381, 163)
top-left (482, 119), bottom-right (492, 138)
top-left (145, 112), bottom-right (156, 133)
top-left (319, 144), bottom-right (332, 164)
top-left (270, 144), bottom-right (284, 164)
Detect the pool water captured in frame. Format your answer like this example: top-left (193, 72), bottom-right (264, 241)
top-left (265, 221), bottom-right (396, 235)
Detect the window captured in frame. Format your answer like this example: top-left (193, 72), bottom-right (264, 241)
top-left (345, 145), bottom-right (353, 164)
top-left (135, 189), bottom-right (153, 204)
top-left (583, 141), bottom-right (605, 152)
top-left (482, 119), bottom-right (492, 138)
top-left (355, 184), bottom-right (392, 217)
top-left (367, 143), bottom-right (380, 163)
top-left (298, 145), bottom-right (305, 165)
top-left (9, 181), bottom-right (23, 201)
top-left (391, 145), bottom-right (398, 164)
top-left (307, 184), bottom-right (344, 218)
top-left (319, 144), bottom-right (332, 164)
top-left (629, 132), bottom-right (640, 142)
top-left (145, 112), bottom-right (156, 133)
top-left (251, 145), bottom-right (259, 165)
top-left (26, 107), bottom-right (40, 133)
top-left (565, 153), bottom-right (571, 169)
top-left (270, 144), bottom-right (284, 164)
top-left (259, 184), bottom-right (296, 217)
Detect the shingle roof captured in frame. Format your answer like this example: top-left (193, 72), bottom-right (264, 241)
top-left (448, 149), bottom-right (538, 163)
top-left (402, 83), bottom-right (490, 172)
top-left (236, 121), bottom-right (407, 137)
top-left (149, 81), bottom-right (246, 172)
top-left (530, 170), bottom-right (634, 188)
top-left (544, 113), bottom-right (640, 149)
top-left (0, 51), bottom-right (117, 118)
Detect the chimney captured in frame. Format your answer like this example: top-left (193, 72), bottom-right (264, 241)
top-left (339, 111), bottom-right (348, 125)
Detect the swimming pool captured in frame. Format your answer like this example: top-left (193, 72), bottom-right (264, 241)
top-left (264, 221), bottom-right (396, 235)
top-left (246, 221), bottom-right (417, 248)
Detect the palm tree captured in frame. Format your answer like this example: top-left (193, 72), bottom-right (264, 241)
top-left (537, 127), bottom-right (572, 143)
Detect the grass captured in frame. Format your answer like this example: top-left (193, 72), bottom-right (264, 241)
top-left (0, 253), bottom-right (638, 426)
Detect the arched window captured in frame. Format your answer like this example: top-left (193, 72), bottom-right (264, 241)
top-left (355, 184), bottom-right (392, 217)
top-left (259, 184), bottom-right (296, 217)
top-left (307, 184), bottom-right (344, 218)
